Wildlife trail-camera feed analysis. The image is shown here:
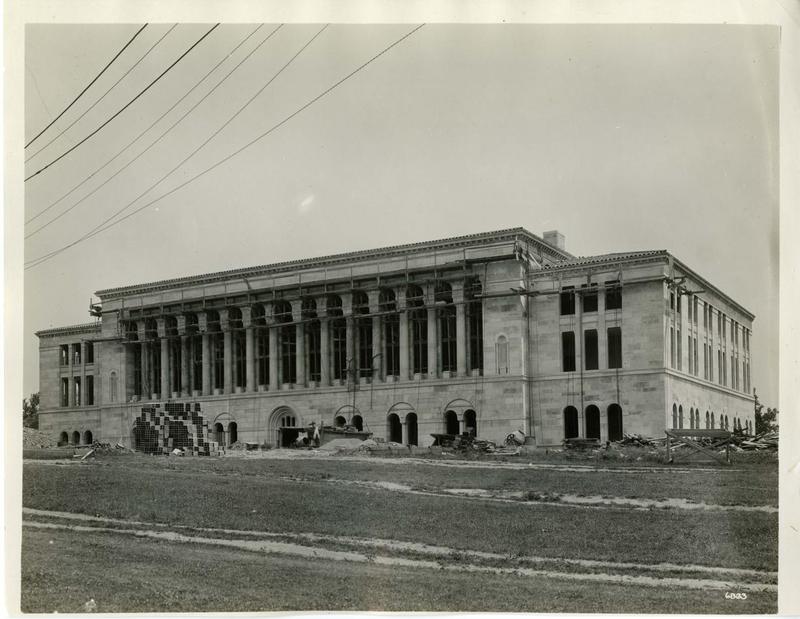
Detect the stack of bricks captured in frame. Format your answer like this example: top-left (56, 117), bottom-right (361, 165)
top-left (132, 402), bottom-right (221, 456)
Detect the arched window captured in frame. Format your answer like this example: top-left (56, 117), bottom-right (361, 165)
top-left (352, 415), bottom-right (364, 432)
top-left (59, 431), bottom-right (68, 446)
top-left (672, 403), bottom-right (678, 429)
top-left (678, 405), bottom-right (684, 429)
top-left (387, 413), bottom-right (402, 443)
top-left (585, 405), bottom-right (600, 440)
top-left (705, 411), bottom-right (710, 429)
top-left (83, 430), bottom-right (93, 445)
top-left (71, 431), bottom-right (80, 445)
top-left (213, 422), bottom-right (224, 445)
top-left (711, 412), bottom-right (715, 428)
top-left (109, 371), bottom-right (118, 403)
top-left (228, 422), bottom-right (238, 445)
top-left (564, 406), bottom-right (579, 439)
top-left (496, 335), bottom-right (509, 374)
top-left (334, 415), bottom-right (347, 427)
top-left (689, 407), bottom-right (695, 429)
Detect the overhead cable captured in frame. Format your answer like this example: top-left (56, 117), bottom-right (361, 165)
top-left (25, 24), bottom-right (425, 270)
top-left (25, 24), bottom-right (148, 148)
top-left (25, 23), bottom-right (220, 182)
top-left (25, 24), bottom-right (176, 163)
top-left (26, 24), bottom-right (270, 233)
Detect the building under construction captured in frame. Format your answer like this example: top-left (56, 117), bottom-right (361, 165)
top-left (35, 227), bottom-right (756, 449)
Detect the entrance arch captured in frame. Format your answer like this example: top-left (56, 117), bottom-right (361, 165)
top-left (405, 412), bottom-right (418, 446)
top-left (585, 405), bottom-right (600, 440)
top-left (83, 430), bottom-right (93, 445)
top-left (607, 404), bottom-right (623, 442)
top-left (59, 431), bottom-right (68, 446)
top-left (463, 409), bottom-right (477, 437)
top-left (268, 407), bottom-right (302, 448)
top-left (387, 413), bottom-right (402, 443)
top-left (213, 422), bottom-right (224, 445)
top-left (564, 406), bottom-right (579, 439)
top-left (71, 431), bottom-right (80, 445)
top-left (444, 410), bottom-right (460, 435)
top-left (228, 422), bottom-right (238, 445)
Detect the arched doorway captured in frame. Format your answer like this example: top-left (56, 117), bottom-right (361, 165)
top-left (83, 430), bottom-right (93, 445)
top-left (387, 413), bottom-right (402, 443)
top-left (405, 412), bottom-right (418, 446)
top-left (59, 431), bottom-right (68, 446)
top-left (270, 408), bottom-right (301, 448)
top-left (213, 422), bottom-right (224, 445)
top-left (352, 415), bottom-right (364, 431)
top-left (585, 405), bottom-right (600, 440)
top-left (564, 406), bottom-right (579, 439)
top-left (444, 410), bottom-right (459, 435)
top-left (228, 422), bottom-right (238, 445)
top-left (607, 404), bottom-right (623, 442)
top-left (334, 415), bottom-right (347, 428)
top-left (463, 409), bottom-right (477, 437)
top-left (71, 431), bottom-right (80, 445)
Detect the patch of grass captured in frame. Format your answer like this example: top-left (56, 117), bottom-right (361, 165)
top-left (21, 528), bottom-right (777, 613)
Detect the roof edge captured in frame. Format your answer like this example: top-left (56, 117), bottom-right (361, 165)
top-left (35, 322), bottom-right (101, 338)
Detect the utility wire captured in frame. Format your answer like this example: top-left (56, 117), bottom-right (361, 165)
top-left (25, 24), bottom-right (425, 270)
top-left (25, 24), bottom-right (175, 164)
top-left (25, 24), bottom-right (269, 233)
top-left (25, 23), bottom-right (219, 182)
top-left (25, 24), bottom-right (148, 149)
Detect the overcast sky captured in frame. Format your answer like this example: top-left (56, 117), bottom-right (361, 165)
top-left (23, 23), bottom-right (779, 404)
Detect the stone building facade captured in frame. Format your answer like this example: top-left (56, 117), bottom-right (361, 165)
top-left (36, 228), bottom-right (756, 448)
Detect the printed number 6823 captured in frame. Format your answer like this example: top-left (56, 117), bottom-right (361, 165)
top-left (725, 592), bottom-right (748, 600)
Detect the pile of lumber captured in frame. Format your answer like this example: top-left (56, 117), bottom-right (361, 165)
top-left (616, 433), bottom-right (666, 448)
top-left (732, 431), bottom-right (778, 451)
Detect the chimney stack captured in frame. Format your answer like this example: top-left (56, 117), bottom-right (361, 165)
top-left (543, 230), bottom-right (565, 251)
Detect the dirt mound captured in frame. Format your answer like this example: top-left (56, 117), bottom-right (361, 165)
top-left (319, 438), bottom-right (365, 451)
top-left (23, 427), bottom-right (60, 449)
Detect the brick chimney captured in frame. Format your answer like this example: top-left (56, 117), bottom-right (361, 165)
top-left (543, 230), bottom-right (565, 251)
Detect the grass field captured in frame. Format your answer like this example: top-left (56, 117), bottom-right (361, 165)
top-left (21, 450), bottom-right (778, 613)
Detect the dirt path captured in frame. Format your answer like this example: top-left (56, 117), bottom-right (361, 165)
top-left (23, 508), bottom-right (776, 591)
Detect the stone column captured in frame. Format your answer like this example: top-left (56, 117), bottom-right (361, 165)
top-left (220, 310), bottom-right (232, 394)
top-left (199, 313), bottom-right (211, 397)
top-left (137, 320), bottom-right (148, 399)
top-left (157, 318), bottom-right (169, 400)
top-left (453, 283), bottom-right (467, 377)
top-left (80, 341), bottom-right (87, 406)
top-left (318, 296), bottom-right (330, 387)
top-left (397, 288), bottom-right (409, 380)
top-left (293, 303), bottom-right (306, 387)
top-left (176, 315), bottom-right (188, 396)
top-left (368, 290), bottom-right (382, 381)
top-left (427, 306), bottom-right (438, 379)
top-left (342, 295), bottom-right (354, 384)
top-left (242, 307), bottom-right (255, 392)
top-left (402, 420), bottom-right (409, 446)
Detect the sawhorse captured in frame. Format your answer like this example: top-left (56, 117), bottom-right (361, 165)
top-left (665, 429), bottom-right (733, 465)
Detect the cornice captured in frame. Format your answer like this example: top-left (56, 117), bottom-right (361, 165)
top-left (35, 322), bottom-right (101, 338)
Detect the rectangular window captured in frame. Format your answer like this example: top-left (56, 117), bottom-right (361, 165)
top-left (562, 331), bottom-right (576, 372)
top-left (581, 284), bottom-right (598, 313)
top-left (467, 298), bottom-right (483, 371)
top-left (703, 343), bottom-right (708, 379)
top-left (560, 287), bottom-right (575, 315)
top-left (677, 329), bottom-right (682, 371)
top-left (61, 377), bottom-right (69, 406)
top-left (688, 297), bottom-right (692, 321)
top-left (233, 330), bottom-right (246, 389)
top-left (332, 319), bottom-right (347, 380)
top-left (584, 329), bottom-right (598, 370)
top-left (411, 310), bottom-right (428, 375)
top-left (439, 307), bottom-right (457, 374)
top-left (676, 295), bottom-right (681, 314)
top-left (703, 304), bottom-right (708, 329)
top-left (357, 318), bottom-right (373, 377)
top-left (688, 335), bottom-right (693, 374)
top-left (307, 321), bottom-right (321, 382)
top-left (85, 375), bottom-right (94, 405)
top-left (191, 335), bottom-right (203, 392)
top-left (72, 343), bottom-right (82, 365)
top-left (86, 342), bottom-right (94, 364)
top-left (74, 377), bottom-right (81, 406)
top-left (694, 337), bottom-right (699, 376)
top-left (722, 351), bottom-right (727, 386)
top-left (709, 345), bottom-right (713, 380)
top-left (605, 281), bottom-right (622, 310)
top-left (607, 327), bottom-right (622, 369)
top-left (213, 333), bottom-right (224, 389)
top-left (256, 329), bottom-right (269, 386)
top-left (60, 345), bottom-right (69, 365)
top-left (722, 315), bottom-right (726, 339)
top-left (670, 292), bottom-right (675, 310)
top-left (133, 345), bottom-right (142, 397)
top-left (280, 325), bottom-right (297, 384)
top-left (693, 297), bottom-right (699, 324)
top-left (670, 327), bottom-right (675, 368)
top-left (384, 314), bottom-right (400, 377)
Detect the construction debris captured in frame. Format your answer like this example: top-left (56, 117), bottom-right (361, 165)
top-left (22, 427), bottom-right (60, 449)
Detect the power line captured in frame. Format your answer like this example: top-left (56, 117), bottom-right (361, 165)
top-left (25, 24), bottom-right (148, 149)
top-left (25, 24), bottom-right (176, 164)
top-left (25, 24), bottom-right (271, 233)
top-left (25, 24), bottom-right (425, 270)
top-left (25, 24), bottom-right (219, 182)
